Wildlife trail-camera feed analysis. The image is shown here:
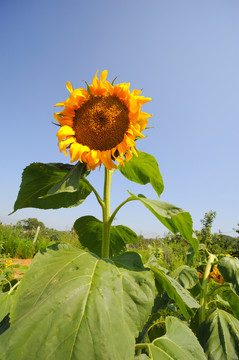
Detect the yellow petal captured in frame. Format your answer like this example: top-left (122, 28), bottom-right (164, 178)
top-left (69, 143), bottom-right (82, 162)
top-left (139, 119), bottom-right (148, 132)
top-left (86, 150), bottom-right (101, 170)
top-left (56, 126), bottom-right (75, 142)
top-left (53, 113), bottom-right (62, 122)
top-left (58, 119), bottom-right (74, 127)
top-left (132, 124), bottom-right (145, 138)
top-left (139, 111), bottom-right (153, 120)
top-left (132, 89), bottom-right (142, 96)
top-left (115, 157), bottom-right (125, 166)
top-left (138, 96), bottom-right (152, 105)
top-left (92, 70), bottom-right (100, 88)
top-left (66, 81), bottom-right (73, 93)
top-left (100, 70), bottom-right (108, 83)
top-left (125, 151), bottom-right (133, 162)
top-left (131, 146), bottom-right (138, 157)
top-left (117, 141), bottom-right (127, 157)
top-left (78, 144), bottom-right (90, 161)
top-left (54, 102), bottom-right (65, 107)
top-left (101, 151), bottom-right (117, 170)
top-left (59, 137), bottom-right (75, 153)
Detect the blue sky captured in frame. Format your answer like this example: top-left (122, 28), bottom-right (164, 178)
top-left (1, 0), bottom-right (238, 237)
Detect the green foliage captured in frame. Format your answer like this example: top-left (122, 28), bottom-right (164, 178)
top-left (0, 223), bottom-right (79, 258)
top-left (218, 256), bottom-right (239, 294)
top-left (170, 265), bottom-right (199, 289)
top-left (145, 317), bottom-right (206, 360)
top-left (150, 266), bottom-right (200, 320)
top-left (198, 309), bottom-right (239, 360)
top-left (0, 293), bottom-right (14, 323)
top-left (129, 193), bottom-right (198, 253)
top-left (0, 244), bottom-right (155, 360)
top-left (118, 151), bottom-right (164, 197)
top-left (74, 215), bottom-right (137, 257)
top-left (12, 162), bottom-right (92, 212)
top-left (17, 218), bottom-right (45, 230)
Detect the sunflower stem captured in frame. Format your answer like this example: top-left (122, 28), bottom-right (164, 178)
top-left (198, 253), bottom-right (216, 325)
top-left (101, 167), bottom-right (113, 258)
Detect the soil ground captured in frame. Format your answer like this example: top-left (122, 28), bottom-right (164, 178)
top-left (11, 259), bottom-right (33, 279)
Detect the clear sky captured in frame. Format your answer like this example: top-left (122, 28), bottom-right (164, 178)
top-left (1, 0), bottom-right (238, 237)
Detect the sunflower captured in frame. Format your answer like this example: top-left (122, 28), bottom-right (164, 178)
top-left (54, 70), bottom-right (152, 170)
top-left (209, 266), bottom-right (224, 284)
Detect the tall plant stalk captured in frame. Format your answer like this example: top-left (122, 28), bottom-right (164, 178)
top-left (199, 253), bottom-right (216, 324)
top-left (101, 167), bottom-right (113, 258)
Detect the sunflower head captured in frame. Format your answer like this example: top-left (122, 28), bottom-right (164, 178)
top-left (54, 70), bottom-right (152, 170)
top-left (209, 266), bottom-right (224, 284)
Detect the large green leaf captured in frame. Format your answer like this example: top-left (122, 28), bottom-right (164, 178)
top-left (170, 265), bottom-right (199, 289)
top-left (198, 309), bottom-right (239, 360)
top-left (150, 266), bottom-right (200, 320)
top-left (12, 162), bottom-right (92, 211)
top-left (129, 193), bottom-right (198, 253)
top-left (218, 256), bottom-right (239, 295)
top-left (119, 151), bottom-right (164, 197)
top-left (221, 289), bottom-right (239, 319)
top-left (74, 216), bottom-right (138, 257)
top-left (0, 244), bottom-right (155, 360)
top-left (147, 316), bottom-right (206, 359)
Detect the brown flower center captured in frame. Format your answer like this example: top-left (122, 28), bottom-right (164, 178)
top-left (73, 96), bottom-right (129, 151)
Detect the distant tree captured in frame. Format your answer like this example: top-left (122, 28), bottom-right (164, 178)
top-left (233, 223), bottom-right (239, 235)
top-left (17, 218), bottom-right (45, 231)
top-left (200, 211), bottom-right (216, 247)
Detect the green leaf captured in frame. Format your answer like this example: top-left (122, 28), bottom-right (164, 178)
top-left (198, 309), bottom-right (239, 360)
top-left (186, 246), bottom-right (195, 266)
top-left (111, 251), bottom-right (146, 271)
top-left (146, 254), bottom-right (169, 273)
top-left (129, 193), bottom-right (198, 253)
top-left (119, 151), bottom-right (164, 197)
top-left (150, 266), bottom-right (200, 320)
top-left (42, 161), bottom-right (89, 196)
top-left (13, 162), bottom-right (92, 212)
top-left (221, 289), bottom-right (239, 319)
top-left (218, 256), bottom-right (239, 295)
top-left (0, 244), bottom-right (155, 360)
top-left (147, 316), bottom-right (206, 359)
top-left (170, 265), bottom-right (199, 289)
top-left (0, 293), bottom-right (14, 322)
top-left (74, 216), bottom-right (138, 257)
